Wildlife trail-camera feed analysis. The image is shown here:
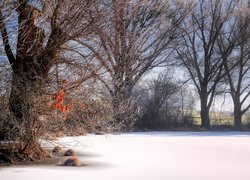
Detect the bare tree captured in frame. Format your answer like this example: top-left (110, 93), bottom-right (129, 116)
top-left (0, 0), bottom-right (99, 161)
top-left (75, 0), bottom-right (188, 124)
top-left (175, 0), bottom-right (238, 129)
top-left (218, 0), bottom-right (250, 129)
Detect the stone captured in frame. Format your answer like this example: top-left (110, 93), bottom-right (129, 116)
top-left (64, 149), bottom-right (76, 156)
top-left (63, 156), bottom-right (81, 166)
top-left (52, 146), bottom-right (63, 153)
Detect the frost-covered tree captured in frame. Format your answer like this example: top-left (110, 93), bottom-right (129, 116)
top-left (77, 0), bottom-right (188, 125)
top-left (0, 0), bottom-right (99, 161)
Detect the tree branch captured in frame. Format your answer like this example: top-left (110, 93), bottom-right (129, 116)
top-left (0, 10), bottom-right (15, 65)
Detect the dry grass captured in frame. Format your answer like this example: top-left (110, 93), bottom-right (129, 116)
top-left (191, 111), bottom-right (250, 127)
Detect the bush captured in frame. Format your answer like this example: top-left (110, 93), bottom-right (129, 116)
top-left (133, 72), bottom-right (195, 130)
top-left (66, 97), bottom-right (138, 133)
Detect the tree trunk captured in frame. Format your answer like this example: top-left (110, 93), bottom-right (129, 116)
top-left (234, 109), bottom-right (242, 130)
top-left (200, 95), bottom-right (211, 129)
top-left (112, 76), bottom-right (134, 112)
top-left (8, 73), bottom-right (39, 138)
top-left (112, 87), bottom-right (131, 116)
top-left (233, 97), bottom-right (242, 130)
top-left (9, 62), bottom-right (42, 117)
top-left (5, 59), bottom-right (48, 144)
top-left (111, 82), bottom-right (135, 131)
top-left (2, 69), bottom-right (51, 162)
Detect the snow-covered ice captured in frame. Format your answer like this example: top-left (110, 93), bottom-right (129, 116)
top-left (1, 131), bottom-right (250, 180)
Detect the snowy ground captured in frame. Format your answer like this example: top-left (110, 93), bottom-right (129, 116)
top-left (1, 131), bottom-right (250, 180)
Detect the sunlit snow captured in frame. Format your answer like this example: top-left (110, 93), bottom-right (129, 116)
top-left (1, 132), bottom-right (250, 180)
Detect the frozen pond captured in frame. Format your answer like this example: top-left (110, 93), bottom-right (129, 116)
top-left (1, 132), bottom-right (250, 180)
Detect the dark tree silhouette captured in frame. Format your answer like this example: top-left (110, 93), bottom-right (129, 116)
top-left (175, 0), bottom-right (239, 129)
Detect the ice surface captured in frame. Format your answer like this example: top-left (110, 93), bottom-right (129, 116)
top-left (1, 132), bottom-right (250, 180)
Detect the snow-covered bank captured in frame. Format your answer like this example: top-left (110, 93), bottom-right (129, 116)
top-left (1, 132), bottom-right (250, 180)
